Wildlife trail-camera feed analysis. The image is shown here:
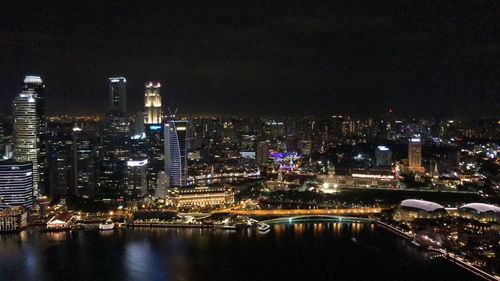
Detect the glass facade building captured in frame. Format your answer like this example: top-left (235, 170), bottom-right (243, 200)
top-left (0, 161), bottom-right (34, 209)
top-left (164, 120), bottom-right (188, 187)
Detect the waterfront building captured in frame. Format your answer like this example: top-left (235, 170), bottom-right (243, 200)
top-left (0, 206), bottom-right (28, 232)
top-left (458, 203), bottom-right (500, 223)
top-left (0, 161), bottom-right (34, 209)
top-left (46, 212), bottom-right (74, 230)
top-left (394, 199), bottom-right (447, 221)
top-left (108, 77), bottom-right (127, 116)
top-left (164, 120), bottom-right (188, 187)
top-left (144, 82), bottom-right (162, 124)
top-left (167, 186), bottom-right (234, 207)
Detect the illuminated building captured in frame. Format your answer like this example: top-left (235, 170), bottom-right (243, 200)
top-left (154, 170), bottom-right (169, 198)
top-left (109, 77), bottom-right (127, 116)
top-left (46, 212), bottom-right (74, 230)
top-left (164, 120), bottom-right (188, 187)
top-left (27, 76), bottom-right (49, 197)
top-left (13, 76), bottom-right (46, 196)
top-left (458, 203), bottom-right (500, 223)
top-left (167, 186), bottom-right (234, 207)
top-left (72, 126), bottom-right (96, 198)
top-left (126, 159), bottom-right (148, 197)
top-left (144, 82), bottom-right (162, 124)
top-left (318, 167), bottom-right (398, 189)
top-left (375, 145), bottom-right (392, 166)
top-left (0, 207), bottom-right (28, 232)
top-left (394, 199), bottom-right (447, 221)
top-left (408, 137), bottom-right (423, 172)
top-left (146, 124), bottom-right (164, 192)
top-left (0, 161), bottom-right (34, 209)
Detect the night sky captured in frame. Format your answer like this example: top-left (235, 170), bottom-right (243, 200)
top-left (1, 1), bottom-right (498, 117)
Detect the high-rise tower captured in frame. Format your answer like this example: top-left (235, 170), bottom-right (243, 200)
top-left (408, 137), bottom-right (422, 172)
top-left (144, 82), bottom-right (162, 124)
top-left (13, 76), bottom-right (46, 196)
top-left (164, 120), bottom-right (188, 187)
top-left (109, 77), bottom-right (127, 116)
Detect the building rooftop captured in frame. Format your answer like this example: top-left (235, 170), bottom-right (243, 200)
top-left (460, 203), bottom-right (500, 213)
top-left (401, 199), bottom-right (445, 212)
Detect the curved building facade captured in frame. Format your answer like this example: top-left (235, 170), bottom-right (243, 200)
top-left (394, 199), bottom-right (447, 221)
top-left (458, 203), bottom-right (500, 222)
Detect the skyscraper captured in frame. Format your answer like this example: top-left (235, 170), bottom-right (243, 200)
top-left (408, 137), bottom-right (422, 172)
top-left (13, 80), bottom-right (39, 196)
top-left (25, 76), bottom-right (48, 196)
top-left (0, 161), bottom-right (34, 209)
top-left (109, 77), bottom-right (127, 116)
top-left (375, 146), bottom-right (392, 167)
top-left (13, 76), bottom-right (48, 197)
top-left (144, 82), bottom-right (162, 124)
top-left (126, 159), bottom-right (148, 197)
top-left (164, 120), bottom-right (188, 187)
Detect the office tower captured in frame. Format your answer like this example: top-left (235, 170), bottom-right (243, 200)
top-left (13, 83), bottom-right (39, 196)
top-left (144, 82), bottom-right (162, 124)
top-left (132, 111), bottom-right (145, 137)
top-left (146, 124), bottom-right (164, 192)
top-left (12, 76), bottom-right (48, 197)
top-left (164, 120), bottom-right (188, 187)
top-left (126, 159), bottom-right (148, 197)
top-left (408, 137), bottom-right (422, 172)
top-left (256, 141), bottom-right (270, 165)
top-left (375, 146), bottom-right (392, 167)
top-left (27, 76), bottom-right (48, 196)
top-left (0, 161), bottom-right (34, 209)
top-left (72, 126), bottom-right (96, 198)
top-left (154, 170), bottom-right (169, 198)
top-left (109, 77), bottom-right (127, 116)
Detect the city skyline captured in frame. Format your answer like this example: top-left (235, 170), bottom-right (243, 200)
top-left (1, 1), bottom-right (498, 117)
top-left (0, 2), bottom-right (498, 281)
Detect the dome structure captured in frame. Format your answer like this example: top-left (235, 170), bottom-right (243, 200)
top-left (400, 199), bottom-right (445, 212)
top-left (459, 203), bottom-right (500, 213)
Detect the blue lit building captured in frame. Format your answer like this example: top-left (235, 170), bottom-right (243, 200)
top-left (164, 120), bottom-right (188, 187)
top-left (0, 161), bottom-right (34, 209)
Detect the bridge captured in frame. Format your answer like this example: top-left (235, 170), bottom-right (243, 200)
top-left (261, 215), bottom-right (373, 224)
top-left (211, 208), bottom-right (381, 217)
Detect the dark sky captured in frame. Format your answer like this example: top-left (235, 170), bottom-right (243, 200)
top-left (0, 0), bottom-right (498, 117)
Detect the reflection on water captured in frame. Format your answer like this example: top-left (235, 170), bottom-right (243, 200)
top-left (0, 223), bottom-right (481, 281)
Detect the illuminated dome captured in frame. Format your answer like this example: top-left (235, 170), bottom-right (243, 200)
top-left (400, 199), bottom-right (445, 212)
top-left (460, 203), bottom-right (500, 213)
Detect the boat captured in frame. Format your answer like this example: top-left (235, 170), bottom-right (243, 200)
top-left (351, 237), bottom-right (357, 243)
top-left (99, 219), bottom-right (115, 231)
top-left (220, 225), bottom-right (237, 230)
top-left (257, 223), bottom-right (270, 232)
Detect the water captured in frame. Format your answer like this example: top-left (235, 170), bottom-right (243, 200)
top-left (0, 223), bottom-right (482, 281)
